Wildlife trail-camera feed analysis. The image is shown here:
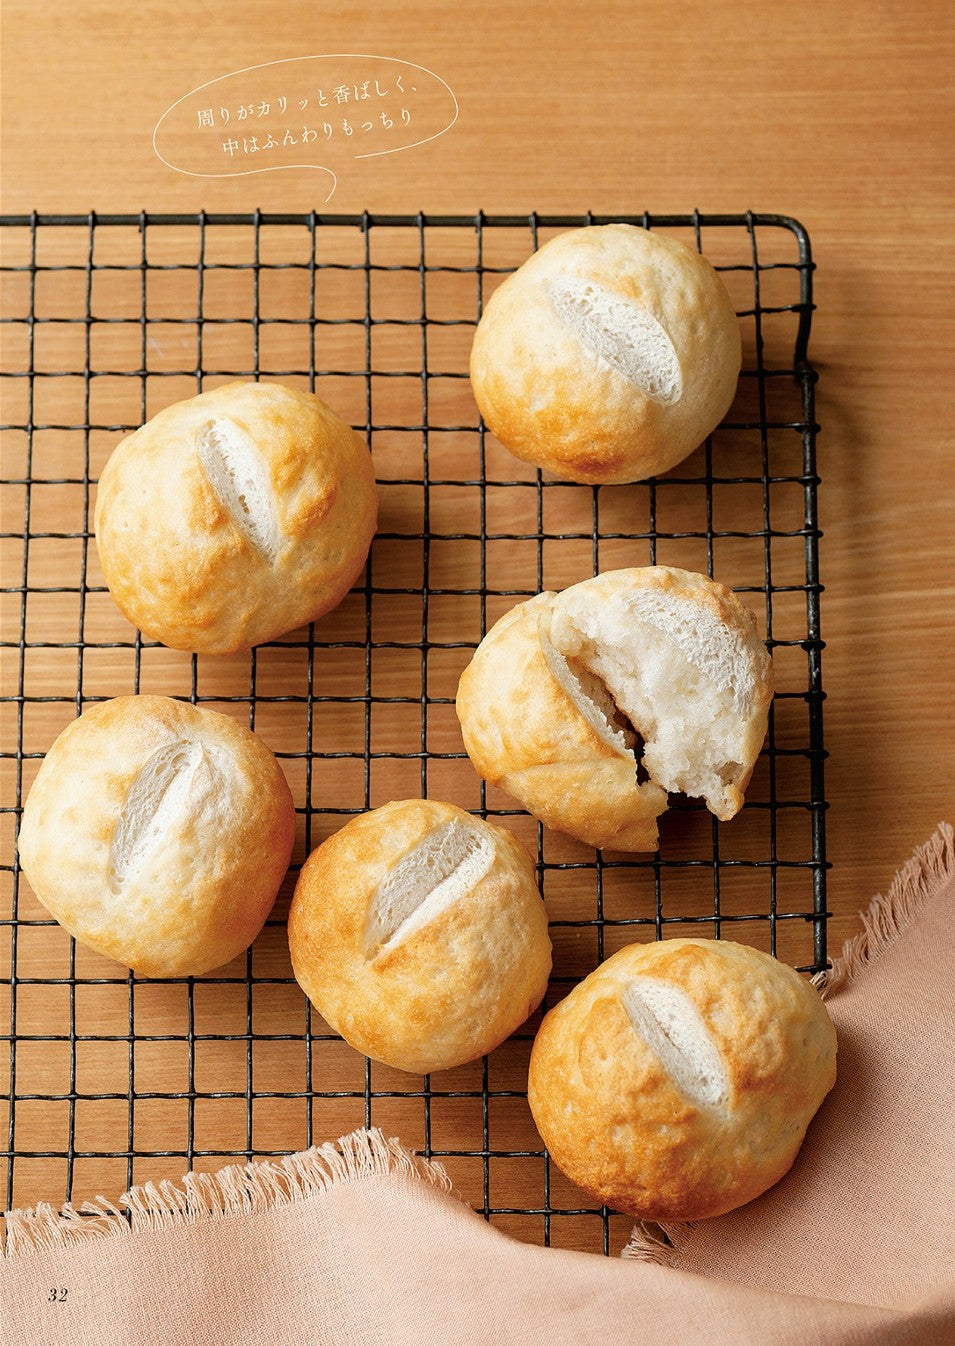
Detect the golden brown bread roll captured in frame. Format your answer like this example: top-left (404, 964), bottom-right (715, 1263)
top-left (455, 566), bottom-right (774, 851)
top-left (288, 800), bottom-right (552, 1074)
top-left (469, 224), bottom-right (741, 484)
top-left (16, 695), bottom-right (295, 977)
top-left (528, 938), bottom-right (837, 1221)
top-left (94, 380), bottom-right (378, 654)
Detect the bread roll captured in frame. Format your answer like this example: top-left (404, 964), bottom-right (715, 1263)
top-left (288, 800), bottom-right (552, 1074)
top-left (470, 224), bottom-right (741, 484)
top-left (94, 380), bottom-right (378, 654)
top-left (455, 567), bottom-right (773, 850)
top-left (17, 696), bottom-right (295, 977)
top-left (528, 939), bottom-right (837, 1221)
top-left (456, 592), bottom-right (668, 852)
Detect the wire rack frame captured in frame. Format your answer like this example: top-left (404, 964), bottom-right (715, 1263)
top-left (0, 210), bottom-right (827, 1255)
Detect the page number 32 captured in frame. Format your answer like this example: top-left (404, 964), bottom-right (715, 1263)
top-left (47, 1288), bottom-right (68, 1303)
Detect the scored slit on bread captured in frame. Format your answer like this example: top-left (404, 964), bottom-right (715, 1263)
top-left (108, 739), bottom-right (205, 893)
top-left (196, 417), bottom-right (280, 562)
top-left (622, 976), bottom-right (729, 1110)
top-left (363, 817), bottom-right (494, 957)
top-left (547, 276), bottom-right (683, 405)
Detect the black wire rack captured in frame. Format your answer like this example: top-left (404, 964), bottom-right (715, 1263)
top-left (0, 210), bottom-right (826, 1255)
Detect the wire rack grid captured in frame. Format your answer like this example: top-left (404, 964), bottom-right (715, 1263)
top-left (0, 210), bottom-right (826, 1255)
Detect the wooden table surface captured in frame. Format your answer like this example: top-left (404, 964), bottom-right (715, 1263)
top-left (2, 0), bottom-right (953, 1252)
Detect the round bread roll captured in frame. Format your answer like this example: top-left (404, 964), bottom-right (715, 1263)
top-left (455, 566), bottom-right (773, 851)
top-left (17, 695), bottom-right (295, 977)
top-left (470, 224), bottom-right (741, 484)
top-left (456, 592), bottom-right (668, 852)
top-left (94, 380), bottom-right (378, 654)
top-left (528, 939), bottom-right (837, 1221)
top-left (288, 800), bottom-right (552, 1074)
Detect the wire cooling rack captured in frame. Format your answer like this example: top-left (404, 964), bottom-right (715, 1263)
top-left (0, 211), bottom-right (825, 1255)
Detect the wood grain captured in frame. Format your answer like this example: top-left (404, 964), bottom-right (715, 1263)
top-left (2, 0), bottom-right (954, 1255)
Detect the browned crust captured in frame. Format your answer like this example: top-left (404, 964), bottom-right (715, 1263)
top-left (470, 225), bottom-right (741, 485)
top-left (288, 800), bottom-right (552, 1074)
top-left (527, 938), bottom-right (836, 1220)
top-left (94, 381), bottom-right (378, 653)
top-left (16, 695), bottom-right (295, 977)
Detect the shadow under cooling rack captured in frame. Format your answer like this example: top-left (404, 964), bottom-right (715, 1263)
top-left (0, 211), bottom-right (826, 1256)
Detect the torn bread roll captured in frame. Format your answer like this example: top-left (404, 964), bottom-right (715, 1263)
top-left (456, 592), bottom-right (668, 852)
top-left (528, 939), bottom-right (837, 1221)
top-left (94, 380), bottom-right (378, 654)
top-left (469, 224), bottom-right (741, 484)
top-left (16, 696), bottom-right (295, 977)
top-left (455, 567), bottom-right (773, 851)
top-left (288, 800), bottom-right (552, 1074)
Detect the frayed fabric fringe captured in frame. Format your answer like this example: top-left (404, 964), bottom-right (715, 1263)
top-left (812, 821), bottom-right (953, 1000)
top-left (3, 1127), bottom-right (455, 1261)
top-left (621, 1220), bottom-right (695, 1266)
top-left (623, 821), bottom-right (955, 1265)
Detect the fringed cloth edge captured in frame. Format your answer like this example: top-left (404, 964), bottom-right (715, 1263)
top-left (2, 1127), bottom-right (457, 1261)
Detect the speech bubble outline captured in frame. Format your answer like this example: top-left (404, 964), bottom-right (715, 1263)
top-left (152, 54), bottom-right (460, 201)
